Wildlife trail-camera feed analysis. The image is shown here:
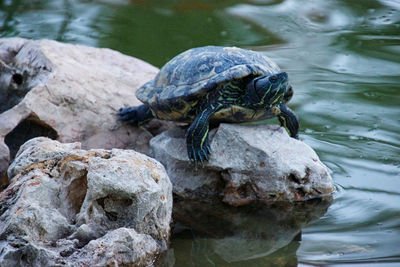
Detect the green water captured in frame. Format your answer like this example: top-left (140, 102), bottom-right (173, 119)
top-left (1, 0), bottom-right (399, 266)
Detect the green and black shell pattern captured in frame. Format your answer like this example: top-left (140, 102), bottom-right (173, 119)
top-left (136, 46), bottom-right (282, 122)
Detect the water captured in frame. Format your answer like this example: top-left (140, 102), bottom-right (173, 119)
top-left (1, 0), bottom-right (400, 265)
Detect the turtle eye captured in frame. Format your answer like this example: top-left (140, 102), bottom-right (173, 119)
top-left (269, 76), bottom-right (278, 83)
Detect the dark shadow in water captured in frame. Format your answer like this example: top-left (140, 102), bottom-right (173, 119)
top-left (164, 197), bottom-right (332, 266)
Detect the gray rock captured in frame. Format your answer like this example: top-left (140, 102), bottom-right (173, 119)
top-left (0, 37), bottom-right (174, 188)
top-left (0, 137), bottom-right (172, 266)
top-left (69, 228), bottom-right (161, 266)
top-left (150, 124), bottom-right (334, 205)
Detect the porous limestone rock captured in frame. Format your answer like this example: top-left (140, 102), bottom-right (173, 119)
top-left (0, 137), bottom-right (172, 266)
top-left (68, 228), bottom-right (161, 266)
top-left (150, 124), bottom-right (334, 205)
top-left (0, 37), bottom-right (171, 187)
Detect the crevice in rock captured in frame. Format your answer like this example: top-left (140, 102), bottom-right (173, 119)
top-left (97, 197), bottom-right (106, 209)
top-left (66, 171), bottom-right (88, 217)
top-left (12, 73), bottom-right (23, 85)
top-left (60, 248), bottom-right (74, 258)
top-left (0, 172), bottom-right (9, 191)
top-left (106, 211), bottom-right (118, 221)
top-left (296, 187), bottom-right (307, 198)
top-left (223, 182), bottom-right (257, 206)
top-left (0, 179), bottom-right (24, 217)
top-left (4, 114), bottom-right (58, 161)
top-left (289, 173), bottom-right (301, 184)
top-left (97, 195), bottom-right (134, 224)
top-left (304, 167), bottom-right (311, 183)
top-left (100, 151), bottom-right (112, 159)
top-left (97, 197), bottom-right (118, 222)
top-left (237, 183), bottom-right (255, 199)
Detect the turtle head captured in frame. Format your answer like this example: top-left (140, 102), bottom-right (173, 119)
top-left (245, 72), bottom-right (292, 107)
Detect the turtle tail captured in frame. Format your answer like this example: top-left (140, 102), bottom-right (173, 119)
top-left (118, 105), bottom-right (154, 125)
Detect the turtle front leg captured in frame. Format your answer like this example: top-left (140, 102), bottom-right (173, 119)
top-left (275, 103), bottom-right (299, 139)
top-left (186, 103), bottom-right (223, 166)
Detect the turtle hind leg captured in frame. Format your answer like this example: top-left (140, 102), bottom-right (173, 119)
top-left (118, 105), bottom-right (154, 125)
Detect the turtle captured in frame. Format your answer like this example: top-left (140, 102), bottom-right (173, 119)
top-left (118, 46), bottom-right (299, 165)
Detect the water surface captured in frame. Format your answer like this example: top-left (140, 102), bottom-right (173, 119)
top-left (1, 0), bottom-right (399, 265)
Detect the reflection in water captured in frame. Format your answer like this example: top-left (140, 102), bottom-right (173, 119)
top-left (166, 198), bottom-right (331, 266)
top-left (1, 0), bottom-right (400, 265)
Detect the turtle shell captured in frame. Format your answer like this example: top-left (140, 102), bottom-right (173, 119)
top-left (136, 46), bottom-right (281, 121)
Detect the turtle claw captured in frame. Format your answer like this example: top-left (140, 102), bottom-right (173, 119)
top-left (187, 145), bottom-right (211, 168)
top-left (198, 152), bottom-right (204, 166)
top-left (203, 149), bottom-right (209, 161)
top-left (203, 143), bottom-right (212, 161)
top-left (206, 144), bottom-right (212, 155)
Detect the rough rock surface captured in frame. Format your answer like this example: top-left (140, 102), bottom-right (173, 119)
top-left (0, 37), bottom-right (171, 187)
top-left (0, 137), bottom-right (172, 266)
top-left (150, 124), bottom-right (334, 205)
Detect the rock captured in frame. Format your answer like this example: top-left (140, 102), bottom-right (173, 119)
top-left (69, 228), bottom-right (161, 266)
top-left (150, 124), bottom-right (334, 205)
top-left (0, 137), bottom-right (172, 266)
top-left (0, 37), bottom-right (172, 187)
